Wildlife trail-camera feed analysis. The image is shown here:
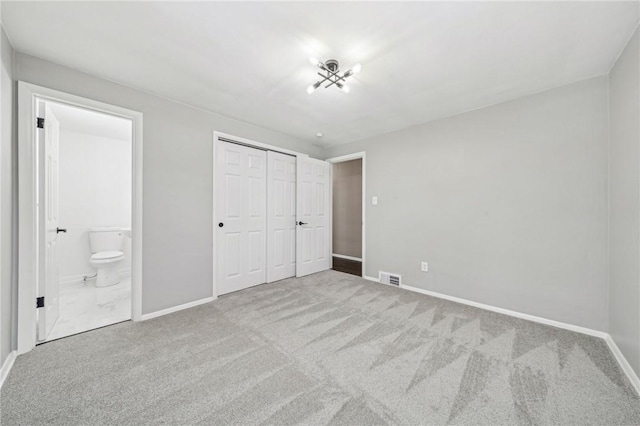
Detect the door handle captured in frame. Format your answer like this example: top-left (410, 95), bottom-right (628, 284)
top-left (297, 221), bottom-right (308, 226)
top-left (56, 227), bottom-right (67, 234)
top-left (218, 222), bottom-right (224, 228)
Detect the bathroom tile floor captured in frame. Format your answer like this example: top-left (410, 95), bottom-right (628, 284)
top-left (46, 275), bottom-right (131, 341)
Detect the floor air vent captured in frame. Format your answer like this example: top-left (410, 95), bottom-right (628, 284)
top-left (379, 271), bottom-right (401, 286)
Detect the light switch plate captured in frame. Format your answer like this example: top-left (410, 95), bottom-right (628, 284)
top-left (372, 196), bottom-right (378, 205)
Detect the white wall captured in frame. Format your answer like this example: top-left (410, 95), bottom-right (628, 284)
top-left (58, 129), bottom-right (132, 282)
top-left (324, 76), bottom-right (610, 331)
top-left (609, 27), bottom-right (640, 375)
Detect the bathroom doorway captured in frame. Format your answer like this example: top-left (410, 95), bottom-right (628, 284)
top-left (37, 101), bottom-right (133, 342)
top-left (327, 153), bottom-right (366, 277)
top-left (17, 82), bottom-right (143, 354)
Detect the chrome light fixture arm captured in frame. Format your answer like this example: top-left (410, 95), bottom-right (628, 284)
top-left (307, 58), bottom-right (361, 94)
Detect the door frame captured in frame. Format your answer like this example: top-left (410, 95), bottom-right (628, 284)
top-left (326, 152), bottom-right (366, 278)
top-left (212, 131), bottom-right (308, 297)
top-left (17, 82), bottom-right (144, 354)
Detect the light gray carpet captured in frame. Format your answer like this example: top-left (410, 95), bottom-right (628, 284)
top-left (2, 270), bottom-right (639, 425)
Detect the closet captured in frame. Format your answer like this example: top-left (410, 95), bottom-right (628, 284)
top-left (215, 138), bottom-right (331, 295)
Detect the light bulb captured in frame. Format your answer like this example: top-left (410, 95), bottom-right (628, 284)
top-left (341, 85), bottom-right (350, 94)
top-left (352, 63), bottom-right (362, 74)
top-left (307, 81), bottom-right (320, 94)
top-left (309, 57), bottom-right (320, 66)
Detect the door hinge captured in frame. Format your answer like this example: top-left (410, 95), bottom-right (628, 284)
top-left (36, 117), bottom-right (45, 129)
top-left (36, 296), bottom-right (44, 308)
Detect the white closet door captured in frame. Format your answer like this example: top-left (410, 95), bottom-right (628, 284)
top-left (266, 151), bottom-right (296, 283)
top-left (296, 157), bottom-right (332, 277)
top-left (216, 141), bottom-right (267, 295)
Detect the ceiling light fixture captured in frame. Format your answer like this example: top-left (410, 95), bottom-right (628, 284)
top-left (307, 58), bottom-right (361, 94)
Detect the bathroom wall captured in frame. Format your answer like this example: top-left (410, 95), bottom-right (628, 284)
top-left (58, 129), bottom-right (132, 282)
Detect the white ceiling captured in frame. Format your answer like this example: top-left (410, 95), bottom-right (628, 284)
top-left (49, 101), bottom-right (132, 141)
top-left (2, 2), bottom-right (638, 147)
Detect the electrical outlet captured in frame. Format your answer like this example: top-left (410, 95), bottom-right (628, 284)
top-left (421, 262), bottom-right (429, 272)
top-left (372, 196), bottom-right (378, 205)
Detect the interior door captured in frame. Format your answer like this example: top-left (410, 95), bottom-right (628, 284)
top-left (296, 157), bottom-right (332, 277)
top-left (266, 151), bottom-right (296, 283)
top-left (216, 141), bottom-right (267, 295)
top-left (38, 102), bottom-right (61, 341)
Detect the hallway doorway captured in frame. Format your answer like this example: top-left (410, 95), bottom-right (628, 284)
top-left (327, 153), bottom-right (365, 277)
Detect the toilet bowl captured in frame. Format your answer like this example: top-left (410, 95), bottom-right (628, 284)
top-left (89, 227), bottom-right (127, 287)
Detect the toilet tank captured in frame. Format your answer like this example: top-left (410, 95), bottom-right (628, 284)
top-left (89, 227), bottom-right (125, 253)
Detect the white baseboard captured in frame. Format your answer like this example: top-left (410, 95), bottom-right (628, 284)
top-left (141, 296), bottom-right (216, 321)
top-left (398, 283), bottom-right (608, 339)
top-left (604, 334), bottom-right (640, 396)
top-left (332, 253), bottom-right (363, 262)
top-left (0, 351), bottom-right (17, 390)
top-left (373, 280), bottom-right (639, 396)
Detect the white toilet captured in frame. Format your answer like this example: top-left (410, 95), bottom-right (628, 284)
top-left (89, 227), bottom-right (127, 287)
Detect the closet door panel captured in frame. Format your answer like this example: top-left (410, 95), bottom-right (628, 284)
top-left (267, 151), bottom-right (297, 283)
top-left (216, 141), bottom-right (266, 295)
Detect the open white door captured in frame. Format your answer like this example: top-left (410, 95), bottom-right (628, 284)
top-left (216, 141), bottom-right (267, 295)
top-left (296, 157), bottom-right (332, 277)
top-left (37, 102), bottom-right (61, 341)
top-left (266, 151), bottom-right (296, 283)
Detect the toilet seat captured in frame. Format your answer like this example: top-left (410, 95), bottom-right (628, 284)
top-left (90, 250), bottom-right (125, 264)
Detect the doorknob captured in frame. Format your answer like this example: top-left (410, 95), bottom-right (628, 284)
top-left (297, 221), bottom-right (308, 226)
top-left (218, 223), bottom-right (224, 228)
top-left (56, 227), bottom-right (67, 233)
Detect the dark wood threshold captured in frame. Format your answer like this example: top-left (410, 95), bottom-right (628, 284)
top-left (332, 256), bottom-right (362, 277)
